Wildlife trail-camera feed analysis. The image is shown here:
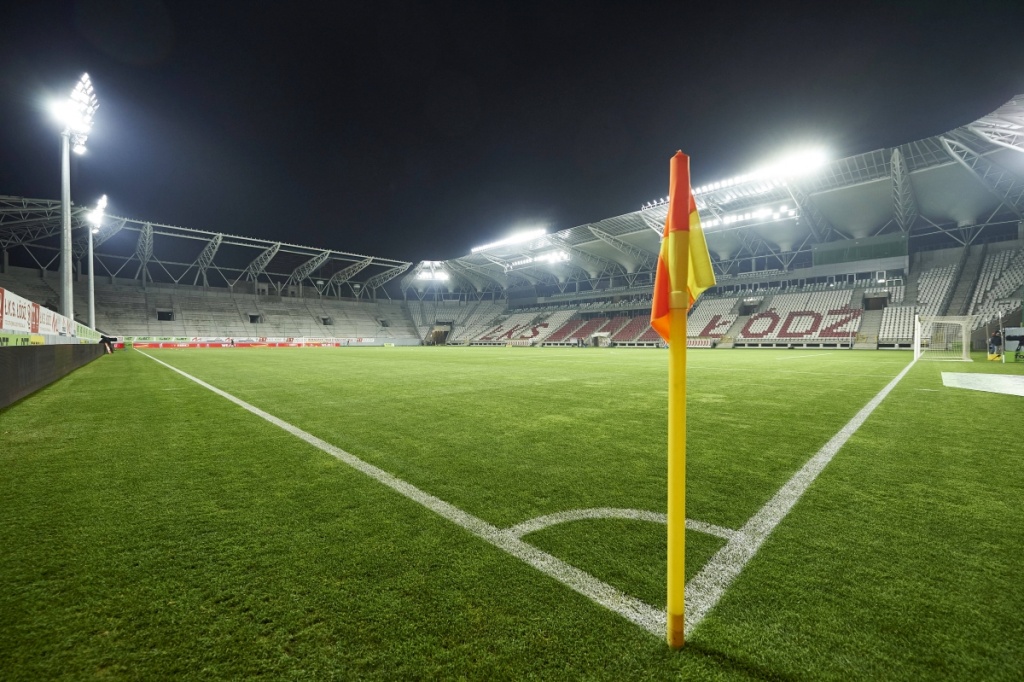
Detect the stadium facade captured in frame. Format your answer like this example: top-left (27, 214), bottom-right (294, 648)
top-left (1, 94), bottom-right (1022, 350)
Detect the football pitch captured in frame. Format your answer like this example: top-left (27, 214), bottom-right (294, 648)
top-left (2, 347), bottom-right (1022, 679)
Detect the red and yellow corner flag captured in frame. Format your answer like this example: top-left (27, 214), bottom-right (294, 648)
top-left (653, 151), bottom-right (715, 650)
top-left (650, 151), bottom-right (716, 341)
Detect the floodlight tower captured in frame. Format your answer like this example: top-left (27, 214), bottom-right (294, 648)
top-left (58, 73), bottom-right (99, 322)
top-left (86, 195), bottom-right (107, 330)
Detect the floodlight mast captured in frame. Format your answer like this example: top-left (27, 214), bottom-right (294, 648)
top-left (86, 195), bottom-right (107, 329)
top-left (58, 73), bottom-right (99, 323)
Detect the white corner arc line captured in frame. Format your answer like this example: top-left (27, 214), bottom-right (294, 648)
top-left (682, 357), bottom-right (917, 636)
top-left (136, 351), bottom-right (666, 636)
top-left (507, 508), bottom-right (737, 541)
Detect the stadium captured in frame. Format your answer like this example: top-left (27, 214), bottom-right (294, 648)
top-left (3, 88), bottom-right (1024, 678)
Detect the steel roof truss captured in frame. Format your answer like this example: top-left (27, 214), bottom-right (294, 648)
top-left (233, 242), bottom-right (281, 288)
top-left (891, 148), bottom-right (920, 233)
top-left (968, 124), bottom-right (1024, 154)
top-left (133, 223), bottom-right (154, 284)
top-left (545, 233), bottom-right (624, 278)
top-left (192, 234), bottom-right (223, 287)
top-left (941, 137), bottom-right (1024, 219)
top-left (362, 263), bottom-right (411, 292)
top-left (785, 183), bottom-right (842, 242)
top-left (320, 257), bottom-right (374, 296)
top-left (587, 225), bottom-right (657, 272)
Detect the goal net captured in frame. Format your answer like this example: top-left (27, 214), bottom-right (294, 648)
top-left (914, 315), bottom-right (973, 361)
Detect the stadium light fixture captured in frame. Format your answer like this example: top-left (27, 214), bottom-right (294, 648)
top-left (702, 202), bottom-right (797, 230)
top-left (416, 260), bottom-right (450, 281)
top-left (86, 194), bottom-right (106, 330)
top-left (54, 73), bottom-right (99, 323)
top-left (535, 250), bottom-right (569, 263)
top-left (691, 148), bottom-right (828, 198)
top-left (470, 227), bottom-right (547, 253)
top-left (87, 194), bottom-right (107, 226)
top-left (758, 148), bottom-right (828, 179)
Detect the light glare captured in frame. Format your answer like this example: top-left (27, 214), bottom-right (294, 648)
top-left (87, 195), bottom-right (107, 226)
top-left (471, 227), bottom-right (547, 253)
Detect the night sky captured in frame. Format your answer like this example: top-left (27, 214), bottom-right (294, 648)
top-left (2, 1), bottom-right (1023, 264)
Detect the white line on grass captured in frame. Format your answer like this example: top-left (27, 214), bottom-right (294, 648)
top-left (136, 351), bottom-right (667, 636)
top-left (507, 508), bottom-right (737, 541)
top-left (775, 353), bottom-right (833, 360)
top-left (137, 349), bottom-right (915, 641)
top-left (688, 366), bottom-right (896, 378)
top-left (682, 357), bottom-right (917, 635)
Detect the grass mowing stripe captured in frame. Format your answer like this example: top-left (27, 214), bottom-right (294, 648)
top-left (136, 350), bottom-right (668, 637)
top-left (684, 356), bottom-right (917, 635)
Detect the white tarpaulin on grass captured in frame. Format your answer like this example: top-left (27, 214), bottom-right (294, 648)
top-left (941, 372), bottom-right (1024, 397)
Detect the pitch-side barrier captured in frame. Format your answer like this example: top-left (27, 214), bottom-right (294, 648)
top-left (0, 287), bottom-right (105, 408)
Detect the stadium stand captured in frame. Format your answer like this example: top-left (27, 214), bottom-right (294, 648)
top-left (969, 248), bottom-right (1024, 328)
top-left (542, 317), bottom-right (586, 345)
top-left (875, 262), bottom-right (959, 347)
top-left (3, 233), bottom-right (1020, 354)
top-left (568, 317), bottom-right (609, 342)
top-left (447, 301), bottom-right (504, 344)
top-left (687, 296), bottom-right (738, 338)
top-left (596, 315), bottom-right (628, 336)
top-left (734, 287), bottom-right (861, 348)
top-left (611, 315), bottom-right (655, 344)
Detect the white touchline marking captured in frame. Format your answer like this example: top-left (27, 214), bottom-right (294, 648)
top-left (682, 357), bottom-right (917, 635)
top-left (508, 508), bottom-right (737, 541)
top-left (137, 351), bottom-right (666, 636)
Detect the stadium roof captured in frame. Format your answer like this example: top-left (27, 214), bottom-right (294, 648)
top-left (0, 199), bottom-right (412, 299)
top-left (2, 94), bottom-right (1022, 300)
top-left (405, 93), bottom-right (1024, 296)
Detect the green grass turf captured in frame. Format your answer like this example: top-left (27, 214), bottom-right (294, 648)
top-left (0, 347), bottom-right (1021, 679)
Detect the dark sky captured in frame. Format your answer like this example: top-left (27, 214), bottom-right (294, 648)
top-left (2, 1), bottom-right (1023, 264)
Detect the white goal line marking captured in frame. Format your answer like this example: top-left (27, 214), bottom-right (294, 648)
top-left (682, 356), bottom-right (917, 635)
top-left (137, 351), bottom-right (666, 636)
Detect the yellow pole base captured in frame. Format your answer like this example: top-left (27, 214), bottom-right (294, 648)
top-left (667, 613), bottom-right (685, 648)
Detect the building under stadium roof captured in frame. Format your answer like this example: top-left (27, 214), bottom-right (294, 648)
top-left (1, 92), bottom-right (1022, 337)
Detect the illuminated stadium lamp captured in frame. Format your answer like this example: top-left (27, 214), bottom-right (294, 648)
top-left (85, 194), bottom-right (106, 330)
top-left (535, 250), bottom-right (569, 264)
top-left (692, 149), bottom-right (827, 197)
top-left (707, 203), bottom-right (798, 230)
top-left (756, 148), bottom-right (828, 179)
top-left (87, 194), bottom-right (107, 226)
top-left (52, 73), bottom-right (99, 323)
top-left (470, 227), bottom-right (547, 253)
top-left (417, 271), bottom-right (449, 281)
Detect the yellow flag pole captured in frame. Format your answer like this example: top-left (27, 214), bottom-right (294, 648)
top-left (666, 235), bottom-right (690, 649)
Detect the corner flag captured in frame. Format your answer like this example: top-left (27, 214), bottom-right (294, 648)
top-left (652, 151), bottom-right (715, 649)
top-left (651, 151), bottom-right (715, 342)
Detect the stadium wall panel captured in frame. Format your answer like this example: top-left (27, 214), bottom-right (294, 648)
top-left (0, 344), bottom-right (106, 409)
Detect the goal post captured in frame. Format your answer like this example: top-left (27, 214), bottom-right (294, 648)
top-left (914, 315), bottom-right (973, 361)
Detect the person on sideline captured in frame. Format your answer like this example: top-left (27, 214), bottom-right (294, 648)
top-left (989, 329), bottom-right (1002, 356)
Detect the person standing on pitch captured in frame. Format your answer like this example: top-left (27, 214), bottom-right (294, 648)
top-left (989, 329), bottom-right (1002, 356)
